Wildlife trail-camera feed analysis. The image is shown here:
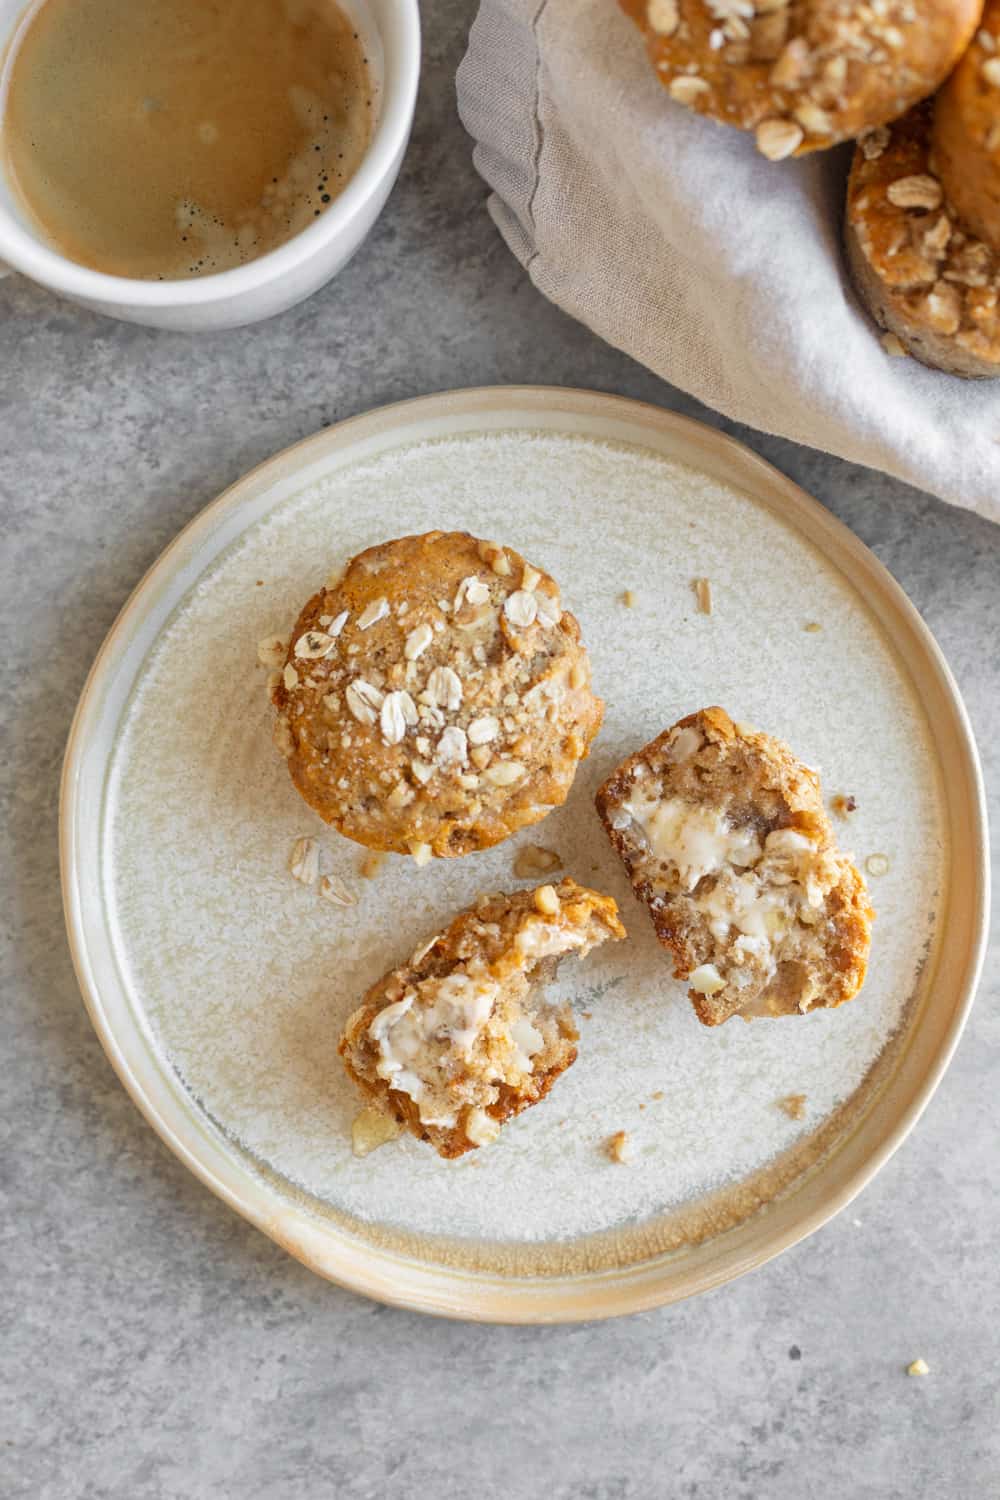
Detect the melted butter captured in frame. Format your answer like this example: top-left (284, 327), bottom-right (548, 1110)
top-left (622, 792), bottom-right (762, 891)
top-left (368, 965), bottom-right (547, 1130)
top-left (514, 918), bottom-right (587, 960)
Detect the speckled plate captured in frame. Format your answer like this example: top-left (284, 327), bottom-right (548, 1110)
top-left (60, 387), bottom-right (988, 1322)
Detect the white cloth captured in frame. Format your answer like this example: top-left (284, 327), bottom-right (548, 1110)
top-left (457, 0), bottom-right (1000, 523)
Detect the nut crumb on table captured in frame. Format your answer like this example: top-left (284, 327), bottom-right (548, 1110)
top-left (831, 793), bottom-right (858, 818)
top-left (907, 1358), bottom-right (930, 1376)
top-left (777, 1092), bottom-right (807, 1120)
top-left (607, 1130), bottom-right (633, 1163)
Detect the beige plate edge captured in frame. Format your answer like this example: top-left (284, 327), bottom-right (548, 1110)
top-left (59, 386), bottom-right (991, 1323)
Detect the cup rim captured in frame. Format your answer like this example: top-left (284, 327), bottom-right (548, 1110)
top-left (0, 0), bottom-right (420, 304)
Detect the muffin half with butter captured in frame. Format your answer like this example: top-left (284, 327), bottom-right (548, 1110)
top-left (340, 879), bottom-right (626, 1157)
top-left (596, 708), bottom-right (873, 1025)
top-left (269, 531), bottom-right (602, 861)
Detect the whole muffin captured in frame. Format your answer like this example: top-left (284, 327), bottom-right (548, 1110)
top-left (270, 531), bottom-right (603, 859)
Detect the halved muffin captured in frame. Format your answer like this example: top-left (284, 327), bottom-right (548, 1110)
top-left (339, 879), bottom-right (625, 1156)
top-left (596, 707), bottom-right (873, 1025)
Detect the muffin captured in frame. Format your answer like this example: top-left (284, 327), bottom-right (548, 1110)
top-left (595, 707), bottom-right (873, 1025)
top-left (270, 531), bottom-right (602, 860)
top-left (339, 879), bottom-right (626, 1157)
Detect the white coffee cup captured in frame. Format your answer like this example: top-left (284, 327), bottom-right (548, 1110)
top-left (0, 0), bottom-right (419, 330)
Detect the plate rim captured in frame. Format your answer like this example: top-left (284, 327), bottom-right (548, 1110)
top-left (59, 385), bottom-right (991, 1322)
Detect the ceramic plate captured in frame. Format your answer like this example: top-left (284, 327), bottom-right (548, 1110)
top-left (60, 387), bottom-right (988, 1321)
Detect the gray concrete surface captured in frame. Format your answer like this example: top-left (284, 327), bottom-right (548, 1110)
top-left (2, 3), bottom-right (997, 1496)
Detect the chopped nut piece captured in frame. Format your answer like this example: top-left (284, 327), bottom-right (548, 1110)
top-left (533, 884), bottom-right (560, 916)
top-left (465, 1107), bottom-right (502, 1147)
top-left (755, 118), bottom-right (803, 160)
top-left (804, 621), bottom-right (822, 632)
top-left (777, 1092), bottom-right (807, 1120)
top-left (693, 577), bottom-right (713, 614)
top-left (907, 1358), bottom-right (930, 1377)
top-left (360, 852), bottom-right (383, 879)
top-left (484, 761), bottom-right (526, 786)
top-left (289, 836), bottom-right (320, 885)
top-left (283, 663), bottom-right (299, 691)
top-left (794, 102), bottom-right (832, 136)
top-left (983, 56), bottom-right (1000, 86)
top-left (769, 37), bottom-right (808, 87)
top-left (408, 840), bottom-right (433, 866)
top-left (468, 715), bottom-right (500, 746)
top-left (668, 75), bottom-right (710, 106)
top-left (866, 853), bottom-right (890, 876)
top-left (831, 794), bottom-right (858, 818)
top-left (513, 845), bottom-right (563, 879)
top-left (386, 781), bottom-right (414, 811)
top-left (621, 589), bottom-right (636, 608)
top-left (859, 126), bottom-right (890, 161)
top-left (689, 963), bottom-right (726, 995)
top-left (647, 0), bottom-right (679, 34)
top-left (319, 872), bottom-right (356, 906)
top-left (477, 539), bottom-right (513, 576)
top-left (351, 1107), bottom-right (402, 1157)
top-left (257, 635), bottom-right (287, 669)
top-left (607, 1130), bottom-right (633, 1164)
top-left (881, 332), bottom-right (908, 357)
top-left (569, 661), bottom-right (587, 691)
top-left (522, 563), bottom-right (542, 593)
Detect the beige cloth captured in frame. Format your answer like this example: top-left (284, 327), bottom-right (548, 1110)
top-left (457, 0), bottom-right (1000, 523)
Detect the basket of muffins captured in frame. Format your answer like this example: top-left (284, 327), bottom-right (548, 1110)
top-left (623, 0), bottom-right (1000, 376)
top-left (262, 530), bottom-right (874, 1160)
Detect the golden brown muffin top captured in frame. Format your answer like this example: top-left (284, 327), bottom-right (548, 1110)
top-left (270, 531), bottom-right (603, 858)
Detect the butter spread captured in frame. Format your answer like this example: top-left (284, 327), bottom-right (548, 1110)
top-left (369, 966), bottom-right (502, 1127)
top-left (368, 962), bottom-right (548, 1129)
top-left (621, 792), bottom-right (762, 891)
top-left (515, 918), bottom-right (588, 961)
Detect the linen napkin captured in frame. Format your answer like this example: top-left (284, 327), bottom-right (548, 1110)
top-left (457, 0), bottom-right (1000, 523)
